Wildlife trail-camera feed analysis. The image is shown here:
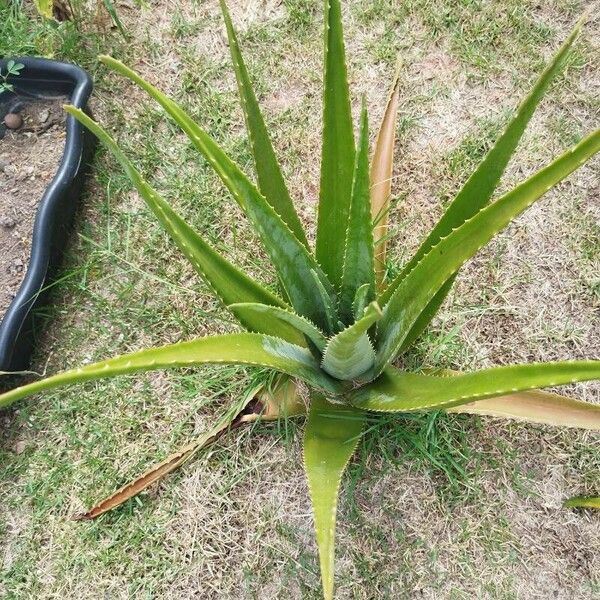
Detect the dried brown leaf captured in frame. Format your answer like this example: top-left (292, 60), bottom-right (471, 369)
top-left (77, 376), bottom-right (306, 520)
top-left (447, 389), bottom-right (600, 429)
top-left (371, 72), bottom-right (400, 287)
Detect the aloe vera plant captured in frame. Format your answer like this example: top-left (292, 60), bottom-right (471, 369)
top-left (1, 2), bottom-right (599, 598)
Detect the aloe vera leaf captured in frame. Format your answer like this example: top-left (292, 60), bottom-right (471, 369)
top-left (396, 279), bottom-right (453, 353)
top-left (375, 128), bottom-right (600, 372)
top-left (350, 361), bottom-right (600, 413)
top-left (64, 107), bottom-right (301, 344)
top-left (387, 21), bottom-right (582, 345)
top-left (80, 375), bottom-right (307, 520)
top-left (243, 373), bottom-right (307, 421)
top-left (0, 333), bottom-right (345, 411)
top-left (229, 303), bottom-right (327, 350)
top-left (33, 0), bottom-right (53, 19)
top-left (219, 0), bottom-right (308, 248)
top-left (340, 100), bottom-right (375, 323)
top-left (371, 72), bottom-right (401, 287)
top-left (303, 393), bottom-right (365, 600)
top-left (378, 19), bottom-right (584, 307)
top-left (99, 56), bottom-right (338, 333)
top-left (315, 0), bottom-right (356, 287)
top-left (352, 283), bottom-right (371, 320)
top-left (321, 302), bottom-right (382, 381)
top-left (79, 434), bottom-right (215, 519)
top-left (310, 269), bottom-right (337, 334)
top-left (564, 496), bottom-right (600, 509)
top-left (447, 389), bottom-right (600, 430)
top-left (78, 389), bottom-right (256, 519)
top-left (420, 368), bottom-right (600, 429)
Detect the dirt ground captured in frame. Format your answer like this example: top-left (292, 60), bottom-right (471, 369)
top-left (0, 98), bottom-right (66, 314)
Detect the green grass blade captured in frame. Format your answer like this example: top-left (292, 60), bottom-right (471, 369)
top-left (447, 389), bottom-right (600, 430)
top-left (219, 0), bottom-right (308, 248)
top-left (350, 361), bottom-right (600, 413)
top-left (64, 106), bottom-right (301, 342)
top-left (229, 303), bottom-right (327, 350)
top-left (315, 0), bottom-right (356, 287)
top-left (0, 333), bottom-right (344, 411)
top-left (564, 496), bottom-right (600, 509)
top-left (321, 302), bottom-right (382, 381)
top-left (101, 0), bottom-right (128, 40)
top-left (303, 393), bottom-right (365, 600)
top-left (100, 56), bottom-right (338, 333)
top-left (375, 128), bottom-right (600, 372)
top-left (379, 20), bottom-right (583, 307)
top-left (340, 101), bottom-right (375, 323)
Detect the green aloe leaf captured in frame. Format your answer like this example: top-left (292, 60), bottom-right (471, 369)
top-left (378, 20), bottom-right (585, 347)
top-left (396, 279), bottom-right (453, 354)
top-left (64, 107), bottom-right (312, 344)
top-left (379, 19), bottom-right (583, 308)
top-left (33, 0), bottom-right (53, 19)
top-left (311, 269), bottom-right (338, 334)
top-left (315, 0), bottom-right (356, 287)
top-left (350, 361), bottom-right (600, 413)
top-left (218, 0), bottom-right (308, 248)
top-left (321, 302), bottom-right (382, 381)
top-left (0, 333), bottom-right (344, 411)
top-left (229, 303), bottom-right (327, 350)
top-left (100, 56), bottom-right (337, 333)
top-left (352, 283), bottom-right (371, 320)
top-left (340, 100), bottom-right (375, 323)
top-left (564, 496), bottom-right (600, 509)
top-left (303, 393), bottom-right (365, 600)
top-left (375, 128), bottom-right (600, 371)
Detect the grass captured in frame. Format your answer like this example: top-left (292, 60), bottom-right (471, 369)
top-left (1, 0), bottom-right (599, 598)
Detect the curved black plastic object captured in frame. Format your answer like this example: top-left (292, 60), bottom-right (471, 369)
top-left (0, 58), bottom-right (94, 375)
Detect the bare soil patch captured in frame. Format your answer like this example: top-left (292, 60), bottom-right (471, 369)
top-left (0, 98), bottom-right (66, 315)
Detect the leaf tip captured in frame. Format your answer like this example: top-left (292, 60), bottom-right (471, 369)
top-left (563, 495), bottom-right (600, 510)
top-left (363, 301), bottom-right (382, 318)
top-left (73, 511), bottom-right (93, 521)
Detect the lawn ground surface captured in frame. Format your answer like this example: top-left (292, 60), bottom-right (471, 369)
top-left (0, 0), bottom-right (599, 598)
